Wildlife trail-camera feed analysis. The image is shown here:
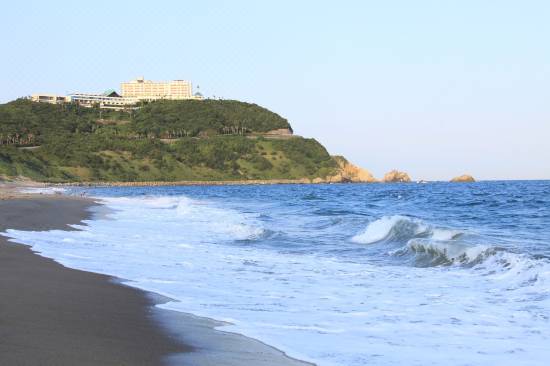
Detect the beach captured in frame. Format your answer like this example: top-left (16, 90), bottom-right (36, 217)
top-left (0, 185), bottom-right (313, 366)
top-left (0, 196), bottom-right (187, 365)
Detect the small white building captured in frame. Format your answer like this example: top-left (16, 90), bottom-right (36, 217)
top-left (67, 91), bottom-right (138, 110)
top-left (31, 94), bottom-right (68, 104)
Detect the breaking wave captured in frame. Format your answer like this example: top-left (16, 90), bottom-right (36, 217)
top-left (351, 215), bottom-right (460, 244)
top-left (353, 216), bottom-right (550, 286)
top-left (400, 239), bottom-right (498, 266)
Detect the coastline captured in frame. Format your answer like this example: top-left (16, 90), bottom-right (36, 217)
top-left (54, 177), bottom-right (365, 187)
top-left (0, 188), bottom-right (313, 366)
top-left (0, 196), bottom-right (188, 365)
top-left (1, 178), bottom-right (355, 192)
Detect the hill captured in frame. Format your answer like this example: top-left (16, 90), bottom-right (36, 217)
top-left (0, 99), bottom-right (348, 183)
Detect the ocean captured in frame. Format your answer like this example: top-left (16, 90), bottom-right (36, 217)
top-left (6, 181), bottom-right (550, 365)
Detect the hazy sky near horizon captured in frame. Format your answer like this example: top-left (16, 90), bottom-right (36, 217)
top-left (1, 1), bottom-right (549, 180)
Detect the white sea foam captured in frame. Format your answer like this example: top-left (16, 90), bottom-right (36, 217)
top-left (18, 186), bottom-right (68, 195)
top-left (3, 196), bottom-right (550, 366)
top-left (431, 227), bottom-right (462, 241)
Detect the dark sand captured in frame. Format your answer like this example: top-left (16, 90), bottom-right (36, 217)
top-left (0, 197), bottom-right (187, 366)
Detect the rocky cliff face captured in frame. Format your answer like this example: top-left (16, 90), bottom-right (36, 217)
top-left (450, 174), bottom-right (475, 182)
top-left (383, 170), bottom-right (411, 183)
top-left (327, 157), bottom-right (377, 183)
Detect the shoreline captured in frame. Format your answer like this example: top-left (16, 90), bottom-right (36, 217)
top-left (4, 177), bottom-right (512, 191)
top-left (0, 189), bottom-right (313, 365)
top-left (54, 178), bottom-right (359, 187)
top-left (1, 175), bottom-right (376, 189)
top-left (0, 196), bottom-right (187, 365)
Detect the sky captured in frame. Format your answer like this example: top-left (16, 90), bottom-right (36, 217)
top-left (1, 0), bottom-right (549, 180)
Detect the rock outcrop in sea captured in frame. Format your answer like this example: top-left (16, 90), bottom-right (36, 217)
top-left (383, 170), bottom-right (411, 183)
top-left (327, 157), bottom-right (377, 183)
top-left (450, 174), bottom-right (476, 182)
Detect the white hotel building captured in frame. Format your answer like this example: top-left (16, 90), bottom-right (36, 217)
top-left (31, 77), bottom-right (203, 110)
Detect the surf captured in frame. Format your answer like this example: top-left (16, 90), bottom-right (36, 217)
top-left (352, 215), bottom-right (550, 289)
top-left (3, 182), bottom-right (550, 366)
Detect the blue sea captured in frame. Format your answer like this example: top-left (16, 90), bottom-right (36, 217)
top-left (6, 181), bottom-right (550, 365)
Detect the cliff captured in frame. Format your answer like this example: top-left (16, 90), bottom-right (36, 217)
top-left (327, 156), bottom-right (377, 183)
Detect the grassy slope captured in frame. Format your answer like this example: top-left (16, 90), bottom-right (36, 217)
top-left (0, 99), bottom-right (337, 182)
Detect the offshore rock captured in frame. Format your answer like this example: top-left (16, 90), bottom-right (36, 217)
top-left (450, 174), bottom-right (476, 182)
top-left (383, 170), bottom-right (411, 183)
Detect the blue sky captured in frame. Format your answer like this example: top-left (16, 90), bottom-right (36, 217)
top-left (1, 1), bottom-right (549, 180)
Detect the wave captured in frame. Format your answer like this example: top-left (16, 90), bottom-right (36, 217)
top-left (352, 215), bottom-right (431, 244)
top-left (352, 215), bottom-right (464, 245)
top-left (352, 216), bottom-right (550, 287)
top-left (101, 195), bottom-right (265, 242)
top-left (399, 239), bottom-right (500, 267)
top-left (352, 215), bottom-right (480, 266)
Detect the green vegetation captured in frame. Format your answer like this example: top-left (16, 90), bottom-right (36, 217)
top-left (133, 99), bottom-right (292, 138)
top-left (0, 99), bottom-right (337, 182)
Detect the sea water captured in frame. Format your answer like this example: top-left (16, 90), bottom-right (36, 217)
top-left (4, 181), bottom-right (550, 366)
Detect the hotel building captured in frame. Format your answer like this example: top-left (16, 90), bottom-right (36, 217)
top-left (31, 76), bottom-right (203, 110)
top-left (121, 77), bottom-right (196, 101)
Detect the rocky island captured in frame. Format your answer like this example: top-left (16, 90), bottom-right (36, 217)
top-left (450, 174), bottom-right (476, 182)
top-left (383, 170), bottom-right (411, 183)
